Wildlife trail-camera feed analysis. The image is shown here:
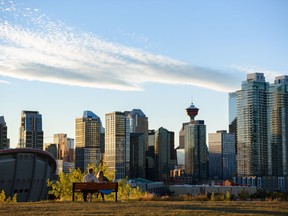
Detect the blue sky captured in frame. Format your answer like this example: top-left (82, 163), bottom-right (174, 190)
top-left (1, 0), bottom-right (288, 148)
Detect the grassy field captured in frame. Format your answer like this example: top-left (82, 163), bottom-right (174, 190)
top-left (1, 200), bottom-right (288, 215)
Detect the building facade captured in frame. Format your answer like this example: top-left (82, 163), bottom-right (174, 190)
top-left (75, 111), bottom-right (101, 172)
top-left (269, 76), bottom-right (288, 176)
top-left (105, 111), bottom-right (128, 180)
top-left (236, 73), bottom-right (269, 177)
top-left (154, 127), bottom-right (174, 182)
top-left (183, 102), bottom-right (209, 184)
top-left (0, 116), bottom-right (9, 149)
top-left (18, 111), bottom-right (43, 149)
top-left (126, 109), bottom-right (148, 178)
top-left (53, 134), bottom-right (75, 162)
top-left (130, 133), bottom-right (145, 178)
top-left (208, 130), bottom-right (236, 180)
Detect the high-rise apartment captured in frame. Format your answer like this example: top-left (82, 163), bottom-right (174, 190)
top-left (105, 111), bottom-right (128, 180)
top-left (269, 76), bottom-right (288, 176)
top-left (208, 130), bottom-right (236, 180)
top-left (18, 111), bottom-right (43, 149)
top-left (183, 102), bottom-right (209, 184)
top-left (236, 73), bottom-right (269, 177)
top-left (154, 127), bottom-right (174, 182)
top-left (0, 116), bottom-right (9, 149)
top-left (75, 111), bottom-right (101, 172)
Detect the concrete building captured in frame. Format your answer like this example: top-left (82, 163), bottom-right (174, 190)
top-left (18, 111), bottom-right (43, 149)
top-left (44, 143), bottom-right (57, 159)
top-left (53, 133), bottom-right (67, 160)
top-left (208, 130), bottom-right (236, 180)
top-left (236, 73), bottom-right (269, 177)
top-left (75, 111), bottom-right (101, 172)
top-left (0, 116), bottom-right (9, 149)
top-left (269, 76), bottom-right (288, 176)
top-left (128, 178), bottom-right (165, 195)
top-left (169, 184), bottom-right (257, 198)
top-left (105, 111), bottom-right (128, 180)
top-left (184, 102), bottom-right (209, 184)
top-left (0, 148), bottom-right (56, 202)
top-left (53, 134), bottom-right (75, 163)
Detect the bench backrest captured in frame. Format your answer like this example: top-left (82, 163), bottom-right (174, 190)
top-left (73, 182), bottom-right (118, 192)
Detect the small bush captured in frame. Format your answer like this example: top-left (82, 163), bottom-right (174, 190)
top-left (0, 190), bottom-right (6, 203)
top-left (0, 190), bottom-right (17, 203)
top-left (210, 192), bottom-right (215, 201)
top-left (225, 191), bottom-right (231, 201)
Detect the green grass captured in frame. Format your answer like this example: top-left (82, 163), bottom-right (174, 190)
top-left (1, 200), bottom-right (288, 215)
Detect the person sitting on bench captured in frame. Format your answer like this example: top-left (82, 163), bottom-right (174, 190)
top-left (96, 170), bottom-right (110, 201)
top-left (83, 168), bottom-right (100, 202)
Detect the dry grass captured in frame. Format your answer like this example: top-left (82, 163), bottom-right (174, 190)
top-left (1, 200), bottom-right (288, 215)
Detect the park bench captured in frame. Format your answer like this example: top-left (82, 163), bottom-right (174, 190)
top-left (72, 182), bottom-right (118, 202)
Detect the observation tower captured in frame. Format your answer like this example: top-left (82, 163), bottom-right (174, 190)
top-left (186, 102), bottom-right (199, 121)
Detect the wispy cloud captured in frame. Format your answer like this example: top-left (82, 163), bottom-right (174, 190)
top-left (232, 65), bottom-right (283, 83)
top-left (0, 1), bottom-right (241, 92)
top-left (0, 80), bottom-right (10, 84)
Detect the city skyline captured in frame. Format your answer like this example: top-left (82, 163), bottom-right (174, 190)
top-left (1, 0), bottom-right (288, 148)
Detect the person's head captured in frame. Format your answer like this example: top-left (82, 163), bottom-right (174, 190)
top-left (88, 168), bottom-right (94, 174)
top-left (97, 170), bottom-right (104, 178)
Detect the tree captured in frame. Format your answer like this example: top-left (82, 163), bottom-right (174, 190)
top-left (47, 162), bottom-right (146, 201)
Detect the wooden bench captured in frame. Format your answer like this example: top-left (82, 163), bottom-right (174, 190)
top-left (72, 182), bottom-right (118, 202)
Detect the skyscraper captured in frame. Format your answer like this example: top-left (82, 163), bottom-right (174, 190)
top-left (53, 134), bottom-right (74, 162)
top-left (54, 133), bottom-right (67, 160)
top-left (154, 127), bottom-right (174, 182)
top-left (146, 129), bottom-right (156, 181)
top-left (183, 102), bottom-right (209, 183)
top-left (208, 130), bottom-right (236, 180)
top-left (18, 111), bottom-right (43, 149)
top-left (130, 133), bottom-right (146, 178)
top-left (0, 116), bottom-right (9, 149)
top-left (236, 73), bottom-right (269, 177)
top-left (269, 76), bottom-right (288, 176)
top-left (105, 111), bottom-right (128, 179)
top-left (126, 109), bottom-right (148, 178)
top-left (229, 92), bottom-right (237, 155)
top-left (75, 111), bottom-right (101, 172)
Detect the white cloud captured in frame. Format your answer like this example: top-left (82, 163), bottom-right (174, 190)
top-left (0, 80), bottom-right (10, 84)
top-left (0, 1), bottom-right (241, 92)
top-left (232, 65), bottom-right (283, 83)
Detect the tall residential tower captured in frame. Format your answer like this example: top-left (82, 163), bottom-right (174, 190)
top-left (236, 73), bottom-right (269, 177)
top-left (269, 76), bottom-right (288, 176)
top-left (18, 111), bottom-right (43, 149)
